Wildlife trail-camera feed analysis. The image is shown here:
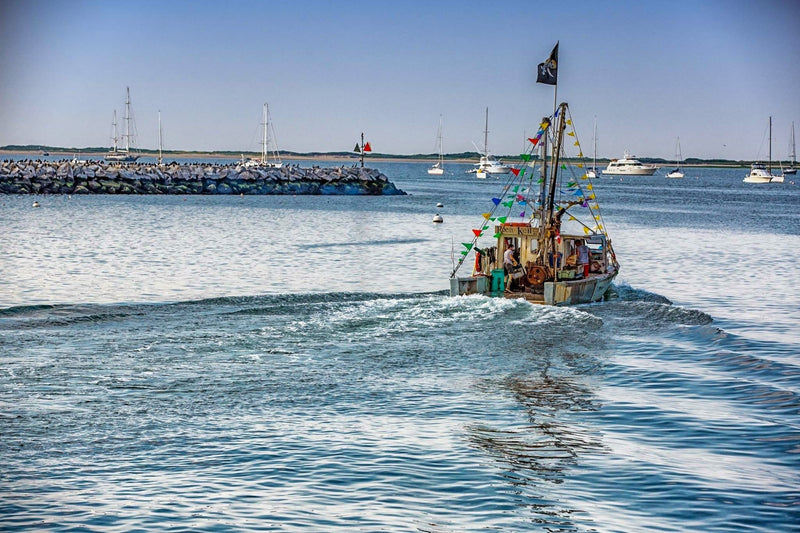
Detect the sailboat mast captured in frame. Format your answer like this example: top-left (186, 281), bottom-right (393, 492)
top-left (484, 107), bottom-right (489, 157)
top-left (769, 116), bottom-right (772, 174)
top-left (112, 110), bottom-right (118, 153)
top-left (262, 103), bottom-right (268, 164)
top-left (124, 87), bottom-right (131, 153)
top-left (791, 122), bottom-right (796, 165)
top-left (158, 110), bottom-right (163, 165)
top-left (592, 116), bottom-right (597, 171)
top-left (437, 114), bottom-right (443, 165)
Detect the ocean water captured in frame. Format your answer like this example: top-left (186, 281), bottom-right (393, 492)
top-left (1, 161), bottom-right (799, 532)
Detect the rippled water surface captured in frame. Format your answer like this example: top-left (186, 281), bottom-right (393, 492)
top-left (1, 162), bottom-right (799, 531)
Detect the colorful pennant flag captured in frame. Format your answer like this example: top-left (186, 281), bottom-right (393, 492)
top-left (363, 142), bottom-right (372, 152)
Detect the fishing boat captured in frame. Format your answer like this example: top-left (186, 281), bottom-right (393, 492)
top-left (244, 103), bottom-right (283, 169)
top-left (744, 116), bottom-right (780, 183)
top-left (427, 115), bottom-right (445, 175)
top-left (449, 101), bottom-right (619, 305)
top-left (105, 87), bottom-right (140, 162)
top-left (467, 108), bottom-right (510, 176)
top-left (601, 151), bottom-right (657, 175)
top-left (665, 137), bottom-right (684, 178)
top-left (783, 121), bottom-right (796, 175)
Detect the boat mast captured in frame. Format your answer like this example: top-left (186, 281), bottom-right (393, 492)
top-left (360, 132), bottom-right (365, 168)
top-left (547, 103), bottom-right (568, 224)
top-left (483, 107), bottom-right (489, 158)
top-left (438, 114), bottom-right (443, 165)
top-left (111, 110), bottom-right (118, 153)
top-left (124, 86), bottom-right (131, 154)
top-left (158, 110), bottom-right (163, 166)
top-left (262, 103), bottom-right (268, 164)
top-left (791, 121), bottom-right (796, 165)
top-left (769, 116), bottom-right (772, 174)
top-left (593, 116), bottom-right (597, 171)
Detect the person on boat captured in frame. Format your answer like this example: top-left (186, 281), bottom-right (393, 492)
top-left (504, 245), bottom-right (519, 291)
top-left (576, 239), bottom-right (590, 278)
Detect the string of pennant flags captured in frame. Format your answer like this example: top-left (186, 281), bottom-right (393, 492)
top-left (457, 105), bottom-right (611, 260)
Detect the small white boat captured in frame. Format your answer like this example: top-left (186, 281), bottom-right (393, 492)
top-left (743, 116), bottom-right (781, 183)
top-left (743, 163), bottom-right (775, 183)
top-left (427, 115), bottom-right (445, 175)
top-left (602, 151), bottom-right (657, 175)
top-left (468, 108), bottom-right (510, 176)
top-left (244, 103), bottom-right (283, 169)
top-left (665, 137), bottom-right (684, 178)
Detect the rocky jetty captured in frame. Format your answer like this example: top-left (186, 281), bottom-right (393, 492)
top-left (0, 160), bottom-right (406, 195)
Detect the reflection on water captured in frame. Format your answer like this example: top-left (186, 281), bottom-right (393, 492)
top-left (469, 353), bottom-right (604, 530)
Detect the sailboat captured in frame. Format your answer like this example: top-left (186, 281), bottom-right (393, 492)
top-left (467, 107), bottom-right (510, 176)
top-left (744, 116), bottom-right (780, 183)
top-left (783, 121), bottom-right (797, 175)
top-left (587, 116), bottom-right (599, 178)
top-left (665, 137), bottom-right (684, 178)
top-left (244, 103), bottom-right (283, 169)
top-left (105, 87), bottom-right (140, 162)
top-left (427, 115), bottom-right (445, 175)
top-left (449, 101), bottom-right (619, 305)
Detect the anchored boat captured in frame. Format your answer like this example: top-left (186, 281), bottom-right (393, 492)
top-left (449, 101), bottom-right (619, 305)
top-left (105, 87), bottom-right (140, 163)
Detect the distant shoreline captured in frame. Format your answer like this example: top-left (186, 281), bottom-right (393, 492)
top-left (0, 148), bottom-right (753, 168)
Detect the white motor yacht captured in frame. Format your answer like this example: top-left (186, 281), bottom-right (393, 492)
top-left (601, 151), bottom-right (657, 175)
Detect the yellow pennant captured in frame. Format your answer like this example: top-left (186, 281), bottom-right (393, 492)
top-left (578, 152), bottom-right (583, 157)
top-left (567, 131), bottom-right (575, 137)
top-left (587, 184), bottom-right (593, 190)
top-left (482, 212), bottom-right (491, 219)
top-left (566, 119), bottom-right (572, 125)
top-left (577, 163), bottom-right (584, 168)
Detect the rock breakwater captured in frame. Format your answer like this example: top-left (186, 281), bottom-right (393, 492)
top-left (0, 160), bottom-right (406, 195)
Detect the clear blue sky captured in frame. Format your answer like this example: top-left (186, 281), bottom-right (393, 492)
top-left (1, 0), bottom-right (798, 160)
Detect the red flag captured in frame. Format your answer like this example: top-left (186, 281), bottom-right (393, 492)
top-left (510, 168), bottom-right (520, 176)
top-left (472, 229), bottom-right (483, 237)
top-left (529, 137), bottom-right (539, 146)
top-left (363, 142), bottom-right (372, 152)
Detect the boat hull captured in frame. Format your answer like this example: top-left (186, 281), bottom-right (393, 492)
top-left (665, 171), bottom-right (684, 178)
top-left (449, 270), bottom-right (617, 306)
top-left (105, 153), bottom-right (139, 162)
top-left (427, 167), bottom-right (444, 175)
top-left (602, 167), bottom-right (657, 176)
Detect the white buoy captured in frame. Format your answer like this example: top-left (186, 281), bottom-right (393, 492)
top-left (32, 201), bottom-right (40, 208)
top-left (436, 202), bottom-right (443, 208)
top-left (432, 213), bottom-right (443, 223)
